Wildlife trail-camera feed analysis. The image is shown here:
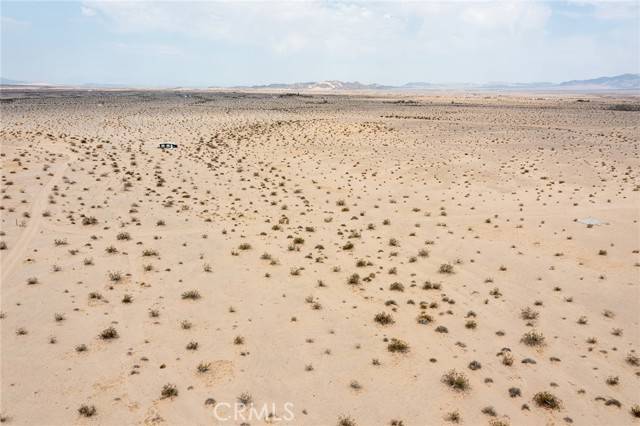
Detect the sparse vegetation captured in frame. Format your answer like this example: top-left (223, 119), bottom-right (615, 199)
top-left (441, 370), bottom-right (470, 392)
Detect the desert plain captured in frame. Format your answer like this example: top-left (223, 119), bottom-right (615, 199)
top-left (0, 89), bottom-right (639, 426)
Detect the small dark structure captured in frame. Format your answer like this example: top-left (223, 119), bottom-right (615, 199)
top-left (159, 143), bottom-right (178, 149)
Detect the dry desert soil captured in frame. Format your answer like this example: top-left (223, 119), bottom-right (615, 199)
top-left (1, 89), bottom-right (639, 425)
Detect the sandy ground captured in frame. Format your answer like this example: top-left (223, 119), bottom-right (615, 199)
top-left (1, 90), bottom-right (639, 426)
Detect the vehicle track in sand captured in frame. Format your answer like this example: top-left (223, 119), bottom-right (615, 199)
top-left (1, 159), bottom-right (69, 283)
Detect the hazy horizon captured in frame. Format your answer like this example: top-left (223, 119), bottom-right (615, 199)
top-left (1, 1), bottom-right (639, 87)
top-left (1, 73), bottom-right (639, 89)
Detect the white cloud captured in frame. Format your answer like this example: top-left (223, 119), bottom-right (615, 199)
top-left (82, 1), bottom-right (552, 55)
top-left (77, 1), bottom-right (638, 83)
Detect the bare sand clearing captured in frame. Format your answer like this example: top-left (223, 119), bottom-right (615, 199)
top-left (1, 90), bottom-right (639, 425)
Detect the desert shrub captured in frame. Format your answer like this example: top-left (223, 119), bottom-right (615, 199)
top-left (347, 273), bottom-right (360, 285)
top-left (116, 232), bottom-right (130, 240)
top-left (78, 404), bottom-right (96, 417)
top-left (416, 313), bottom-right (433, 325)
top-left (444, 411), bottom-right (461, 423)
top-left (509, 387), bottom-right (521, 398)
top-left (389, 282), bottom-right (404, 292)
top-left (439, 263), bottom-right (454, 274)
top-left (387, 338), bottom-right (410, 353)
top-left (82, 216), bottom-right (98, 226)
top-left (521, 330), bottom-right (545, 347)
top-left (468, 360), bottom-right (482, 371)
top-left (520, 307), bottom-right (539, 320)
top-left (533, 391), bottom-right (562, 410)
top-left (161, 383), bottom-right (178, 399)
top-left (197, 362), bottom-right (211, 373)
top-left (608, 104), bottom-right (640, 112)
top-left (99, 327), bottom-right (118, 340)
top-left (374, 312), bottom-right (394, 325)
top-left (237, 392), bottom-right (252, 406)
top-left (182, 290), bottom-right (201, 300)
top-left (441, 370), bottom-right (470, 392)
top-left (337, 415), bottom-right (356, 426)
top-left (626, 352), bottom-right (640, 366)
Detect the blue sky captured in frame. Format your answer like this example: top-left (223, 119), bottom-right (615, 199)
top-left (1, 1), bottom-right (638, 87)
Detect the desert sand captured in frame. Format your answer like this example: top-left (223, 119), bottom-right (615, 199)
top-left (1, 89), bottom-right (639, 425)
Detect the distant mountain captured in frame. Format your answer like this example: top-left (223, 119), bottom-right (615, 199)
top-left (558, 73), bottom-right (640, 90)
top-left (236, 74), bottom-right (639, 91)
top-left (243, 80), bottom-right (393, 90)
top-left (3, 74), bottom-right (638, 91)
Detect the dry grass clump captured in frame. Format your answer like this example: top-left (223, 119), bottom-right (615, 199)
top-left (197, 362), bottom-right (211, 373)
top-left (182, 290), bottom-right (201, 300)
top-left (99, 326), bottom-right (118, 340)
top-left (161, 383), bottom-right (178, 399)
top-left (501, 353), bottom-right (514, 366)
top-left (441, 370), bottom-right (470, 392)
top-left (625, 352), bottom-right (640, 366)
top-left (444, 411), bottom-right (461, 423)
top-left (521, 330), bottom-right (545, 347)
top-left (237, 392), bottom-right (252, 406)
